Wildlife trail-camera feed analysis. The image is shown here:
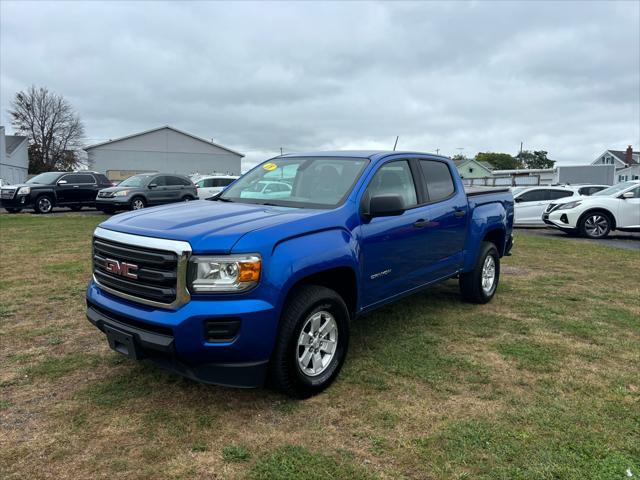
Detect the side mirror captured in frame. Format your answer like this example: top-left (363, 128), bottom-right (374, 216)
top-left (148, 183), bottom-right (157, 189)
top-left (368, 194), bottom-right (405, 217)
top-left (514, 197), bottom-right (523, 203)
top-left (622, 191), bottom-right (635, 199)
top-left (58, 180), bottom-right (67, 185)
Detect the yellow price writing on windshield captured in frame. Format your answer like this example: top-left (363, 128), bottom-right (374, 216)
top-left (263, 163), bottom-right (278, 171)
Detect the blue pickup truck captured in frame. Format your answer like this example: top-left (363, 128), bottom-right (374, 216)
top-left (86, 151), bottom-right (513, 398)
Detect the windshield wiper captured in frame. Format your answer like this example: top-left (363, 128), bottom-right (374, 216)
top-left (212, 196), bottom-right (234, 202)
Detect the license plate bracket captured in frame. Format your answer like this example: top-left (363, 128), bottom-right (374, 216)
top-left (104, 325), bottom-right (142, 360)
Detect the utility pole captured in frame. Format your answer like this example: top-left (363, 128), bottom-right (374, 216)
top-left (280, 147), bottom-right (283, 156)
top-left (435, 148), bottom-right (440, 155)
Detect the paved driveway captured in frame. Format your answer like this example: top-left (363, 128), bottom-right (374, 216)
top-left (516, 226), bottom-right (640, 251)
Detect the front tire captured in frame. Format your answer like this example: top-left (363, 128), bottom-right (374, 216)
top-left (34, 195), bottom-right (54, 214)
top-left (270, 285), bottom-right (350, 399)
top-left (459, 241), bottom-right (500, 304)
top-left (130, 197), bottom-right (146, 210)
top-left (579, 212), bottom-right (611, 239)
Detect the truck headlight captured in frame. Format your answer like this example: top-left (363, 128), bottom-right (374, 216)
top-left (113, 190), bottom-right (129, 197)
top-left (17, 186), bottom-right (30, 195)
top-left (188, 254), bottom-right (261, 293)
top-left (557, 201), bottom-right (581, 210)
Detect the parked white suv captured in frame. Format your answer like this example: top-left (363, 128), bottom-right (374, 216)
top-left (513, 186), bottom-right (577, 225)
top-left (543, 181), bottom-right (640, 238)
top-left (194, 175), bottom-right (239, 199)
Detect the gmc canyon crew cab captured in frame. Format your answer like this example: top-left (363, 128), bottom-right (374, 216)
top-left (86, 151), bottom-right (514, 398)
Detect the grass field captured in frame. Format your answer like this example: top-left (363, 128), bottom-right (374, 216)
top-left (1, 214), bottom-right (638, 479)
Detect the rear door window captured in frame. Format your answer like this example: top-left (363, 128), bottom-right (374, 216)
top-left (418, 160), bottom-right (455, 202)
top-left (548, 190), bottom-right (574, 200)
top-left (61, 174), bottom-right (95, 184)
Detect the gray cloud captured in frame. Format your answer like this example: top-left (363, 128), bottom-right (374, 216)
top-left (1, 0), bottom-right (638, 169)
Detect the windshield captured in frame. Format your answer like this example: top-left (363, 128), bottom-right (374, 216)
top-left (118, 174), bottom-right (152, 187)
top-left (593, 182), bottom-right (637, 196)
top-left (26, 172), bottom-right (62, 185)
top-left (220, 157), bottom-right (369, 208)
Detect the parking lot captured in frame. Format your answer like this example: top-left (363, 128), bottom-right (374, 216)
top-left (1, 213), bottom-right (639, 479)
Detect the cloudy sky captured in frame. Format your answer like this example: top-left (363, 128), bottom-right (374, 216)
top-left (1, 1), bottom-right (638, 169)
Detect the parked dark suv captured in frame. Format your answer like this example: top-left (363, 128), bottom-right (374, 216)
top-left (0, 171), bottom-right (112, 214)
top-left (95, 173), bottom-right (197, 213)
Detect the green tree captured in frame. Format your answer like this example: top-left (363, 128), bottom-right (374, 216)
top-left (451, 154), bottom-right (468, 163)
top-left (475, 152), bottom-right (522, 170)
top-left (517, 150), bottom-right (555, 169)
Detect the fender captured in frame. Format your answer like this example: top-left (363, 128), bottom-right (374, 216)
top-left (577, 207), bottom-right (617, 229)
top-left (268, 227), bottom-right (359, 318)
top-left (463, 201), bottom-right (507, 272)
top-left (33, 187), bottom-right (58, 204)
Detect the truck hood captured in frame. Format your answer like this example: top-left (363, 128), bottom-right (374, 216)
top-left (98, 199), bottom-right (325, 253)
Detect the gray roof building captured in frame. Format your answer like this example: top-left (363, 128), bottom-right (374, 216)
top-left (85, 125), bottom-right (244, 181)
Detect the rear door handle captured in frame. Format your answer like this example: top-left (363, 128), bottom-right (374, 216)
top-left (414, 219), bottom-right (429, 228)
top-left (73, 185), bottom-right (80, 188)
top-left (454, 209), bottom-right (466, 217)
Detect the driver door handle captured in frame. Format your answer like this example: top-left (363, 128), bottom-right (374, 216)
top-left (454, 209), bottom-right (466, 217)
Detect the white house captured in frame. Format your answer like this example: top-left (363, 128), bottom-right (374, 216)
top-left (0, 126), bottom-right (29, 185)
top-left (615, 164), bottom-right (640, 182)
top-left (85, 125), bottom-right (243, 181)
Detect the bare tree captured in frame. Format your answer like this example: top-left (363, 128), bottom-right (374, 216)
top-left (8, 85), bottom-right (85, 173)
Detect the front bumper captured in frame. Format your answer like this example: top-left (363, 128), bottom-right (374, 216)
top-left (544, 210), bottom-right (579, 231)
top-left (1, 194), bottom-right (32, 209)
top-left (86, 281), bottom-right (277, 388)
top-left (95, 197), bottom-right (132, 209)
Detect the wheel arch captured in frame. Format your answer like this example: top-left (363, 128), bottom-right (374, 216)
top-left (578, 208), bottom-right (617, 230)
top-left (282, 266), bottom-right (358, 321)
top-left (482, 228), bottom-right (506, 256)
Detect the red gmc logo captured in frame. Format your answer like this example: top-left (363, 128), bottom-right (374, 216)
top-left (104, 258), bottom-right (138, 280)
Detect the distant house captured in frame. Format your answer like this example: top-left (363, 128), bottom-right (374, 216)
top-left (454, 158), bottom-right (493, 179)
top-left (591, 146), bottom-right (638, 170)
top-left (85, 125), bottom-right (243, 181)
top-left (0, 126), bottom-right (29, 185)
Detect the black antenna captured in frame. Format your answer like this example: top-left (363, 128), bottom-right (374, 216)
top-left (393, 136), bottom-right (399, 151)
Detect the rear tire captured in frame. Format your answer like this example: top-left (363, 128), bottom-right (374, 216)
top-left (579, 211), bottom-right (611, 239)
top-left (459, 241), bottom-right (500, 304)
top-left (34, 195), bottom-right (54, 214)
top-left (269, 285), bottom-right (350, 399)
top-left (182, 195), bottom-right (194, 202)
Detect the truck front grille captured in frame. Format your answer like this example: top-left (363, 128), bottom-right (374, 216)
top-left (93, 237), bottom-right (179, 304)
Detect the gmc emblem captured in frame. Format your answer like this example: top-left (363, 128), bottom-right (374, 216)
top-left (104, 258), bottom-right (138, 279)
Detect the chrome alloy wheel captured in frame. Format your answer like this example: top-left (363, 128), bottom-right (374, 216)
top-left (297, 311), bottom-right (338, 377)
top-left (38, 196), bottom-right (52, 213)
top-left (481, 254), bottom-right (496, 294)
top-left (584, 215), bottom-right (608, 237)
top-left (132, 198), bottom-right (145, 210)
